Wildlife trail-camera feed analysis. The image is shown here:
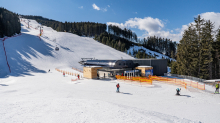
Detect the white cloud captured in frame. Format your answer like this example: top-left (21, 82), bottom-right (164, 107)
top-left (92, 3), bottom-right (100, 10)
top-left (107, 22), bottom-right (127, 29)
top-left (200, 12), bottom-right (220, 31)
top-left (107, 17), bottom-right (180, 41)
top-left (107, 12), bottom-right (220, 42)
top-left (124, 17), bottom-right (164, 32)
top-left (92, 3), bottom-right (108, 12)
top-left (108, 5), bottom-right (110, 7)
top-left (78, 6), bottom-right (83, 9)
top-left (177, 12), bottom-right (220, 41)
top-left (102, 8), bottom-right (107, 12)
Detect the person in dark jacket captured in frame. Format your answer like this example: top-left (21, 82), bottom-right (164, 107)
top-left (116, 83), bottom-right (120, 92)
top-left (97, 73), bottom-right (99, 79)
top-left (176, 88), bottom-right (181, 95)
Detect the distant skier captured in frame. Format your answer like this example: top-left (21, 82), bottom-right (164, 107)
top-left (63, 72), bottom-right (65, 77)
top-left (97, 73), bottom-right (99, 79)
top-left (48, 69), bottom-right (50, 72)
top-left (116, 83), bottom-right (120, 93)
top-left (77, 74), bottom-right (80, 80)
top-left (176, 88), bottom-right (181, 95)
top-left (215, 82), bottom-right (219, 94)
top-left (104, 73), bottom-right (105, 78)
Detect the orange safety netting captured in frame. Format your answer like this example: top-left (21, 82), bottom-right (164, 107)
top-left (55, 68), bottom-right (81, 78)
top-left (149, 76), bottom-right (205, 90)
top-left (115, 75), bottom-right (152, 85)
top-left (150, 76), bottom-right (187, 89)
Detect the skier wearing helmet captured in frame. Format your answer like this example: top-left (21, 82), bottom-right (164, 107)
top-left (176, 88), bottom-right (181, 95)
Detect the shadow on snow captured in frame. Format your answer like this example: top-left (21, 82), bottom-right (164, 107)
top-left (1, 33), bottom-right (54, 78)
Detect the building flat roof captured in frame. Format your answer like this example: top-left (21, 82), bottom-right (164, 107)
top-left (85, 66), bottom-right (102, 68)
top-left (137, 66), bottom-right (152, 68)
top-left (204, 79), bottom-right (220, 83)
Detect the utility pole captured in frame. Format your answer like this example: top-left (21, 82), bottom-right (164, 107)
top-left (39, 25), bottom-right (43, 36)
top-left (28, 20), bottom-right (30, 28)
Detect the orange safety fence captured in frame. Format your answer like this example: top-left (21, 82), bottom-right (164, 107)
top-left (55, 68), bottom-right (83, 78)
top-left (115, 75), bottom-right (152, 85)
top-left (149, 76), bottom-right (205, 90)
top-left (71, 78), bottom-right (78, 81)
top-left (72, 67), bottom-right (83, 73)
top-left (150, 76), bottom-right (187, 89)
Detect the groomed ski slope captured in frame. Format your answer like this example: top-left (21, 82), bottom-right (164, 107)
top-left (0, 19), bottom-right (220, 123)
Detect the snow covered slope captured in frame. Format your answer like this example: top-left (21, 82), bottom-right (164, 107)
top-left (0, 18), bottom-right (219, 123)
top-left (0, 18), bottom-right (133, 78)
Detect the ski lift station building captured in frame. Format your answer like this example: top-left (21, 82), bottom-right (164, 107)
top-left (81, 59), bottom-right (167, 79)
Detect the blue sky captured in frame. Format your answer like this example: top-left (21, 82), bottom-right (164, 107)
top-left (1, 0), bottom-right (220, 41)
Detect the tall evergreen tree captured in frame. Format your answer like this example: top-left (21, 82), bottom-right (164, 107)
top-left (194, 15), bottom-right (205, 77)
top-left (199, 20), bottom-right (214, 79)
top-left (213, 28), bottom-right (220, 78)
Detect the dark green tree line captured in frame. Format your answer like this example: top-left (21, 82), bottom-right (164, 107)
top-left (0, 7), bottom-right (21, 38)
top-left (108, 24), bottom-right (137, 42)
top-left (21, 15), bottom-right (106, 37)
top-left (141, 36), bottom-right (177, 58)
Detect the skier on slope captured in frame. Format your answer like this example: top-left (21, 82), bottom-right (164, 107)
top-left (116, 83), bottom-right (120, 93)
top-left (48, 69), bottom-right (50, 72)
top-left (63, 72), bottom-right (65, 77)
top-left (215, 82), bottom-right (219, 94)
top-left (77, 74), bottom-right (80, 80)
top-left (176, 88), bottom-right (181, 95)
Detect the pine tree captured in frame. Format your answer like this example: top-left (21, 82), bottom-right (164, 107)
top-left (176, 27), bottom-right (190, 75)
top-left (194, 15), bottom-right (205, 77)
top-left (199, 20), bottom-right (214, 79)
top-left (125, 48), bottom-right (127, 54)
top-left (102, 36), bottom-right (107, 44)
top-left (129, 51), bottom-right (132, 56)
top-left (121, 43), bottom-right (125, 52)
top-left (213, 28), bottom-right (220, 78)
top-left (171, 61), bottom-right (177, 74)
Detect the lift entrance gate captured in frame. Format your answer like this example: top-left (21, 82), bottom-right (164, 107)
top-left (124, 70), bottom-right (140, 77)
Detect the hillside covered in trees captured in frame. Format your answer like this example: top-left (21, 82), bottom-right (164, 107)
top-left (0, 7), bottom-right (21, 38)
top-left (21, 15), bottom-right (107, 37)
top-left (22, 15), bottom-right (177, 59)
top-left (171, 15), bottom-right (220, 80)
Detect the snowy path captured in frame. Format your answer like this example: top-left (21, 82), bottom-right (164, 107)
top-left (1, 70), bottom-right (220, 123)
top-left (0, 71), bottom-right (191, 122)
